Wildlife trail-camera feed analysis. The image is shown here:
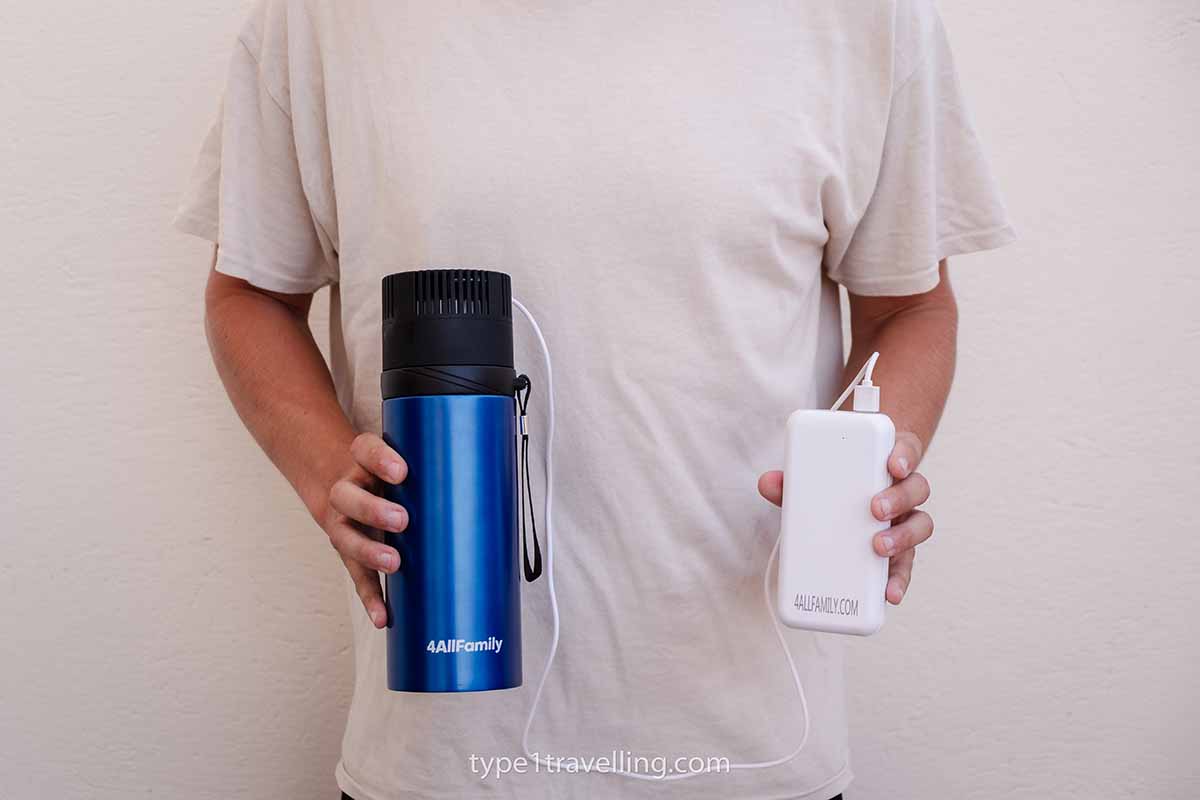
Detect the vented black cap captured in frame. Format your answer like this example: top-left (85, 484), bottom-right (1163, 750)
top-left (382, 269), bottom-right (514, 372)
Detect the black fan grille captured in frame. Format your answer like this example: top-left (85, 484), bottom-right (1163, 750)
top-left (383, 269), bottom-right (511, 320)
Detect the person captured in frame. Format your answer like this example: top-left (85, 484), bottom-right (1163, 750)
top-left (175, 1), bottom-right (1013, 797)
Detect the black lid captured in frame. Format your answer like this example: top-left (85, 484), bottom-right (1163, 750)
top-left (382, 269), bottom-right (514, 371)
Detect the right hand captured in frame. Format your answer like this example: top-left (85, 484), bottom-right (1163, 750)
top-left (324, 432), bottom-right (409, 629)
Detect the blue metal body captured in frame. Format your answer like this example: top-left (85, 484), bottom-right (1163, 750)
top-left (381, 394), bottom-right (522, 692)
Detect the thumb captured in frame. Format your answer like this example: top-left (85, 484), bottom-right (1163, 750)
top-left (758, 470), bottom-right (784, 507)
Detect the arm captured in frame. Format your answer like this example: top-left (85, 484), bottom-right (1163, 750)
top-left (759, 260), bottom-right (956, 604)
top-left (204, 249), bottom-right (408, 628)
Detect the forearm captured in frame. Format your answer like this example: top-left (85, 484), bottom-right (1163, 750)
top-left (840, 262), bottom-right (958, 450)
top-left (204, 260), bottom-right (355, 521)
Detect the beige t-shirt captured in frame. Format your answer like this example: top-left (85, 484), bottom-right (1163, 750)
top-left (176, 2), bottom-right (1013, 798)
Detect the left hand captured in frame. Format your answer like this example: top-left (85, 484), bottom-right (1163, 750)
top-left (757, 431), bottom-right (933, 605)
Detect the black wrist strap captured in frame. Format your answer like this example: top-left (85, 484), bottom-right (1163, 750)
top-left (515, 375), bottom-right (543, 583)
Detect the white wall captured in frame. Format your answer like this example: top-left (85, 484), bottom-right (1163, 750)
top-left (1, 2), bottom-right (1196, 798)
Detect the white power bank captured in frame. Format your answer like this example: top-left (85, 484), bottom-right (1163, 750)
top-left (776, 409), bottom-right (895, 636)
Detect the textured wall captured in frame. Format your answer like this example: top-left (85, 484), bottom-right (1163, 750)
top-left (1, 2), bottom-right (1197, 798)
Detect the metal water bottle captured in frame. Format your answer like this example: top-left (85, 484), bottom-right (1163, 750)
top-left (380, 269), bottom-right (522, 692)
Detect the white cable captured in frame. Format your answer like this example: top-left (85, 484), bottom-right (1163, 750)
top-left (511, 298), bottom-right (564, 773)
top-left (829, 351), bottom-right (880, 413)
top-left (512, 298), bottom-right (870, 784)
top-left (863, 352), bottom-right (880, 385)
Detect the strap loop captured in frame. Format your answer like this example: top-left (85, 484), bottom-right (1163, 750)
top-left (515, 375), bottom-right (542, 582)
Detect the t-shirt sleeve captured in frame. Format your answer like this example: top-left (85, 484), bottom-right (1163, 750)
top-left (173, 10), bottom-right (337, 294)
top-left (825, 6), bottom-right (1015, 297)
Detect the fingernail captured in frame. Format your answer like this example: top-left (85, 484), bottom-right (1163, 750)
top-left (880, 535), bottom-right (895, 555)
top-left (385, 509), bottom-right (407, 531)
top-left (378, 551), bottom-right (398, 571)
top-left (878, 497), bottom-right (893, 519)
top-left (371, 608), bottom-right (387, 627)
top-left (896, 457), bottom-right (910, 475)
top-left (387, 462), bottom-right (404, 483)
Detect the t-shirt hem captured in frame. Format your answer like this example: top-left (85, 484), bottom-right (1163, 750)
top-left (334, 761), bottom-right (374, 800)
top-left (937, 222), bottom-right (1017, 262)
top-left (172, 208), bottom-right (218, 244)
top-left (213, 248), bottom-right (333, 294)
top-left (829, 221), bottom-right (1016, 297)
top-left (829, 264), bottom-right (942, 297)
top-left (334, 759), bottom-right (853, 800)
top-left (172, 209), bottom-right (333, 294)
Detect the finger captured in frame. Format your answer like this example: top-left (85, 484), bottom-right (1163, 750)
top-left (886, 547), bottom-right (915, 605)
top-left (874, 510), bottom-right (934, 557)
top-left (327, 516), bottom-right (401, 574)
top-left (344, 556), bottom-right (389, 628)
top-left (350, 432), bottom-right (407, 485)
top-left (758, 471), bottom-right (784, 507)
top-left (888, 432), bottom-right (924, 480)
top-left (872, 471), bottom-right (931, 521)
top-left (330, 478), bottom-right (409, 533)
